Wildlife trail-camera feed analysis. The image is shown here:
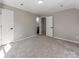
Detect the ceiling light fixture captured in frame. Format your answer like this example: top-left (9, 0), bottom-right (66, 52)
top-left (38, 0), bottom-right (44, 4)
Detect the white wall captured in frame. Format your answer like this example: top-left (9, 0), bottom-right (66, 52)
top-left (53, 8), bottom-right (79, 43)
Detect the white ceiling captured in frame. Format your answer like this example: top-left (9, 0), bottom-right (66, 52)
top-left (2, 0), bottom-right (79, 16)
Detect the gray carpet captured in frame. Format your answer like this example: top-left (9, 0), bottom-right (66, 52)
top-left (0, 35), bottom-right (79, 58)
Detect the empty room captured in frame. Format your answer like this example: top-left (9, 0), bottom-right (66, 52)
top-left (0, 0), bottom-right (79, 58)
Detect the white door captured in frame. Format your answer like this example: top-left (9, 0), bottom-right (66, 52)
top-left (0, 11), bottom-right (2, 46)
top-left (46, 16), bottom-right (54, 37)
top-left (2, 9), bottom-right (14, 45)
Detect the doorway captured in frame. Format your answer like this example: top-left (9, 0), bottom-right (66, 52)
top-left (39, 16), bottom-right (54, 37)
top-left (41, 17), bottom-right (46, 35)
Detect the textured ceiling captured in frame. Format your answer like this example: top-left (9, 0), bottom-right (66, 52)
top-left (2, 0), bottom-right (79, 16)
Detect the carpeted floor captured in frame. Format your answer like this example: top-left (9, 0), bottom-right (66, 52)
top-left (0, 35), bottom-right (79, 58)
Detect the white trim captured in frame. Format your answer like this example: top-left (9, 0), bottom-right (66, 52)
top-left (0, 35), bottom-right (37, 46)
top-left (54, 36), bottom-right (79, 44)
top-left (12, 35), bottom-right (37, 43)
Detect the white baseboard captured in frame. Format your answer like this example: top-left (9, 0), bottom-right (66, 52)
top-left (54, 36), bottom-right (79, 44)
top-left (12, 35), bottom-right (37, 43)
top-left (0, 35), bottom-right (37, 46)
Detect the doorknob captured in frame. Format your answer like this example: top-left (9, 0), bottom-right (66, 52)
top-left (10, 28), bottom-right (13, 30)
